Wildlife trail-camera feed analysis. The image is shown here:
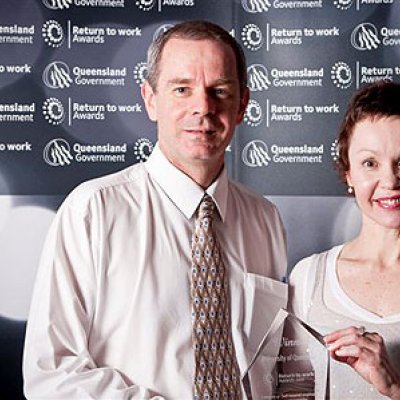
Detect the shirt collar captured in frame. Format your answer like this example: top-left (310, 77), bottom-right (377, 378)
top-left (145, 143), bottom-right (228, 221)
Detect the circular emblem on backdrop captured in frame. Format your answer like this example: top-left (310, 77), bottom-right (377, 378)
top-left (242, 140), bottom-right (271, 167)
top-left (241, 24), bottom-right (264, 51)
top-left (42, 0), bottom-right (73, 10)
top-left (331, 62), bottom-right (352, 89)
top-left (42, 20), bottom-right (64, 48)
top-left (244, 99), bottom-right (263, 127)
top-left (42, 97), bottom-right (65, 125)
top-left (43, 139), bottom-right (73, 167)
top-left (351, 23), bottom-right (380, 51)
top-left (247, 64), bottom-right (271, 92)
top-left (331, 139), bottom-right (339, 162)
top-left (333, 0), bottom-right (353, 10)
top-left (135, 0), bottom-right (156, 11)
top-left (43, 61), bottom-right (73, 89)
top-left (133, 62), bottom-right (148, 86)
top-left (133, 138), bottom-right (154, 162)
top-left (241, 0), bottom-right (271, 13)
top-left (153, 24), bottom-right (174, 41)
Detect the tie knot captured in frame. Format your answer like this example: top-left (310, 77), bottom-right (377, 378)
top-left (197, 194), bottom-right (215, 221)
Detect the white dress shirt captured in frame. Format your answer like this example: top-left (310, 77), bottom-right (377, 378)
top-left (23, 144), bottom-right (287, 399)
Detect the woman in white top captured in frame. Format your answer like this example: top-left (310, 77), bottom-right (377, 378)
top-left (289, 80), bottom-right (400, 399)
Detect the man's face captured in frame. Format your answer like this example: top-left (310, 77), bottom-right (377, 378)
top-left (142, 38), bottom-right (249, 174)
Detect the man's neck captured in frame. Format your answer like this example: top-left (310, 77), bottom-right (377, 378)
top-left (159, 148), bottom-right (224, 189)
top-left (178, 162), bottom-right (224, 189)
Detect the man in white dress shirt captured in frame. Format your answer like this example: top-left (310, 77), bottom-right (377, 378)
top-left (23, 21), bottom-right (287, 399)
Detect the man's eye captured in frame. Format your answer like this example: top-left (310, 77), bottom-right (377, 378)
top-left (174, 87), bottom-right (188, 94)
top-left (214, 88), bottom-right (228, 97)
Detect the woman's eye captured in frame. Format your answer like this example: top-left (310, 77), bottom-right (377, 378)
top-left (362, 159), bottom-right (375, 168)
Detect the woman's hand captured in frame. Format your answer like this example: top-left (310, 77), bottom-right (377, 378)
top-left (324, 326), bottom-right (400, 399)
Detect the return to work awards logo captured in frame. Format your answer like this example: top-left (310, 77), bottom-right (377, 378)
top-left (135, 0), bottom-right (195, 12)
top-left (42, 20), bottom-right (64, 47)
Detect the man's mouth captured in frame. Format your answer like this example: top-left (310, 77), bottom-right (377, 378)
top-left (185, 128), bottom-right (216, 135)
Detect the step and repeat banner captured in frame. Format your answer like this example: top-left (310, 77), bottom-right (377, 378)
top-left (0, 0), bottom-right (399, 319)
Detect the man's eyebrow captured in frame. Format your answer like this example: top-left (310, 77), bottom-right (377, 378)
top-left (213, 78), bottom-right (236, 86)
top-left (166, 77), bottom-right (236, 86)
top-left (166, 78), bottom-right (192, 86)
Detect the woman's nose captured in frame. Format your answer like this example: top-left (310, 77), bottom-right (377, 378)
top-left (381, 164), bottom-right (400, 189)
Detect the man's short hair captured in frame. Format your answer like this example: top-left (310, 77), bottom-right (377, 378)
top-left (146, 20), bottom-right (247, 96)
top-left (336, 79), bottom-right (400, 183)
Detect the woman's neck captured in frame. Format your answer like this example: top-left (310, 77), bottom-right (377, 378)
top-left (345, 218), bottom-right (400, 269)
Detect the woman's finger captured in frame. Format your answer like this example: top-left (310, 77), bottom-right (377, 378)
top-left (324, 325), bottom-right (364, 344)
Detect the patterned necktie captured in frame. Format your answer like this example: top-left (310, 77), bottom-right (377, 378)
top-left (190, 194), bottom-right (242, 400)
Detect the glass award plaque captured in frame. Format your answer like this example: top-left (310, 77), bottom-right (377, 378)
top-left (242, 309), bottom-right (329, 400)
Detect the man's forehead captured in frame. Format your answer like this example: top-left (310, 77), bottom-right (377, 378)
top-left (158, 38), bottom-right (238, 79)
top-left (160, 37), bottom-right (235, 61)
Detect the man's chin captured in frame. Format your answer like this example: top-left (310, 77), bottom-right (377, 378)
top-left (186, 148), bottom-right (220, 162)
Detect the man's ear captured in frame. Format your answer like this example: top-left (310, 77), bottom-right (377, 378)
top-left (236, 86), bottom-right (249, 124)
top-left (141, 80), bottom-right (157, 122)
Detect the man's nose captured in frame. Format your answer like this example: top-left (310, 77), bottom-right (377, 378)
top-left (191, 89), bottom-right (216, 116)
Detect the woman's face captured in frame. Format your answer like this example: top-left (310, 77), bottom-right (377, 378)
top-left (346, 116), bottom-right (400, 230)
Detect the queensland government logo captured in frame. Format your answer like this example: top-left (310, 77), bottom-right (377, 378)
top-left (247, 64), bottom-right (271, 92)
top-left (42, 0), bottom-right (73, 9)
top-left (43, 62), bottom-right (127, 88)
top-left (351, 23), bottom-right (380, 50)
top-left (242, 140), bottom-right (323, 167)
top-left (247, 64), bottom-right (324, 91)
top-left (242, 0), bottom-right (271, 13)
top-left (42, 0), bottom-right (124, 8)
top-left (43, 139), bottom-right (73, 166)
top-left (242, 140), bottom-right (271, 167)
top-left (43, 138), bottom-right (128, 166)
top-left (352, 23), bottom-right (400, 49)
top-left (43, 61), bottom-right (73, 89)
top-left (242, 0), bottom-right (322, 12)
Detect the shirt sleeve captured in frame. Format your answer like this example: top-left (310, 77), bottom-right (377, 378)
top-left (23, 192), bottom-right (165, 400)
top-left (265, 201), bottom-right (288, 282)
